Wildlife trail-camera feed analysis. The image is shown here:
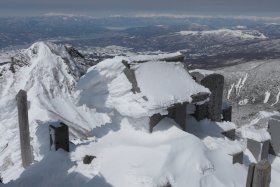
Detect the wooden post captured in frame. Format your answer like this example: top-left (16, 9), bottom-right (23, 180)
top-left (246, 163), bottom-right (256, 187)
top-left (200, 74), bottom-right (224, 122)
top-left (252, 160), bottom-right (271, 187)
top-left (247, 139), bottom-right (269, 162)
top-left (16, 90), bottom-right (33, 168)
top-left (268, 116), bottom-right (280, 156)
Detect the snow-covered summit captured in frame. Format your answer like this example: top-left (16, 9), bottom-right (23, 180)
top-left (2, 42), bottom-right (279, 187)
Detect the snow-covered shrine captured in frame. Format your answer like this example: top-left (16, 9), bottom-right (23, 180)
top-left (76, 52), bottom-right (232, 135)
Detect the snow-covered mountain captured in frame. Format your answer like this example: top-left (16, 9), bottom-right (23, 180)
top-left (0, 42), bottom-right (109, 182)
top-left (179, 29), bottom-right (267, 40)
top-left (213, 59), bottom-right (280, 126)
top-left (218, 59), bottom-right (280, 106)
top-left (191, 58), bottom-right (280, 126)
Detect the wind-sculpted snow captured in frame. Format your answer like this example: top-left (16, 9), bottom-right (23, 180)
top-left (4, 118), bottom-right (247, 187)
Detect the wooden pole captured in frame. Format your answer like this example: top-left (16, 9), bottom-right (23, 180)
top-left (252, 160), bottom-right (271, 187)
top-left (246, 163), bottom-right (256, 187)
top-left (246, 160), bottom-right (271, 187)
top-left (16, 90), bottom-right (33, 168)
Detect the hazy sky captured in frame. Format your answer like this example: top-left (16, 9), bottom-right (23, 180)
top-left (0, 0), bottom-right (280, 17)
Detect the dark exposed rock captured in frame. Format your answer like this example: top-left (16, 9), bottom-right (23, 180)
top-left (65, 46), bottom-right (85, 59)
top-left (9, 63), bottom-right (15, 73)
top-left (252, 160), bottom-right (271, 187)
top-left (83, 155), bottom-right (96, 164)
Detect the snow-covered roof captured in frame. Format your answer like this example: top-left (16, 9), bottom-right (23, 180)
top-left (133, 61), bottom-right (209, 108)
top-left (76, 55), bottom-right (209, 117)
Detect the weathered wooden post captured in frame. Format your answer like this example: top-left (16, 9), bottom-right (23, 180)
top-left (246, 163), bottom-right (256, 187)
top-left (268, 115), bottom-right (280, 156)
top-left (252, 160), bottom-right (271, 187)
top-left (16, 90), bottom-right (33, 168)
top-left (49, 122), bottom-right (70, 152)
top-left (246, 160), bottom-right (271, 187)
top-left (200, 74), bottom-right (224, 122)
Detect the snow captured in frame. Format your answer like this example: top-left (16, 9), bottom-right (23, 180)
top-left (240, 127), bottom-right (271, 142)
top-left (272, 89), bottom-right (280, 106)
top-left (269, 155), bottom-right (280, 187)
top-left (127, 52), bottom-right (182, 62)
top-left (238, 98), bottom-right (249, 105)
top-left (1, 41), bottom-right (280, 187)
top-left (234, 73), bottom-right (248, 96)
top-left (3, 117), bottom-right (248, 187)
top-left (134, 61), bottom-right (209, 109)
top-left (178, 29), bottom-right (267, 39)
top-left (235, 25), bottom-right (247, 29)
top-left (0, 42), bottom-right (110, 182)
top-left (227, 83), bottom-right (235, 99)
top-left (76, 56), bottom-right (148, 118)
top-left (241, 111), bottom-right (280, 128)
top-left (264, 91), bottom-right (271, 104)
top-left (189, 69), bottom-right (215, 76)
top-left (77, 57), bottom-right (209, 117)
